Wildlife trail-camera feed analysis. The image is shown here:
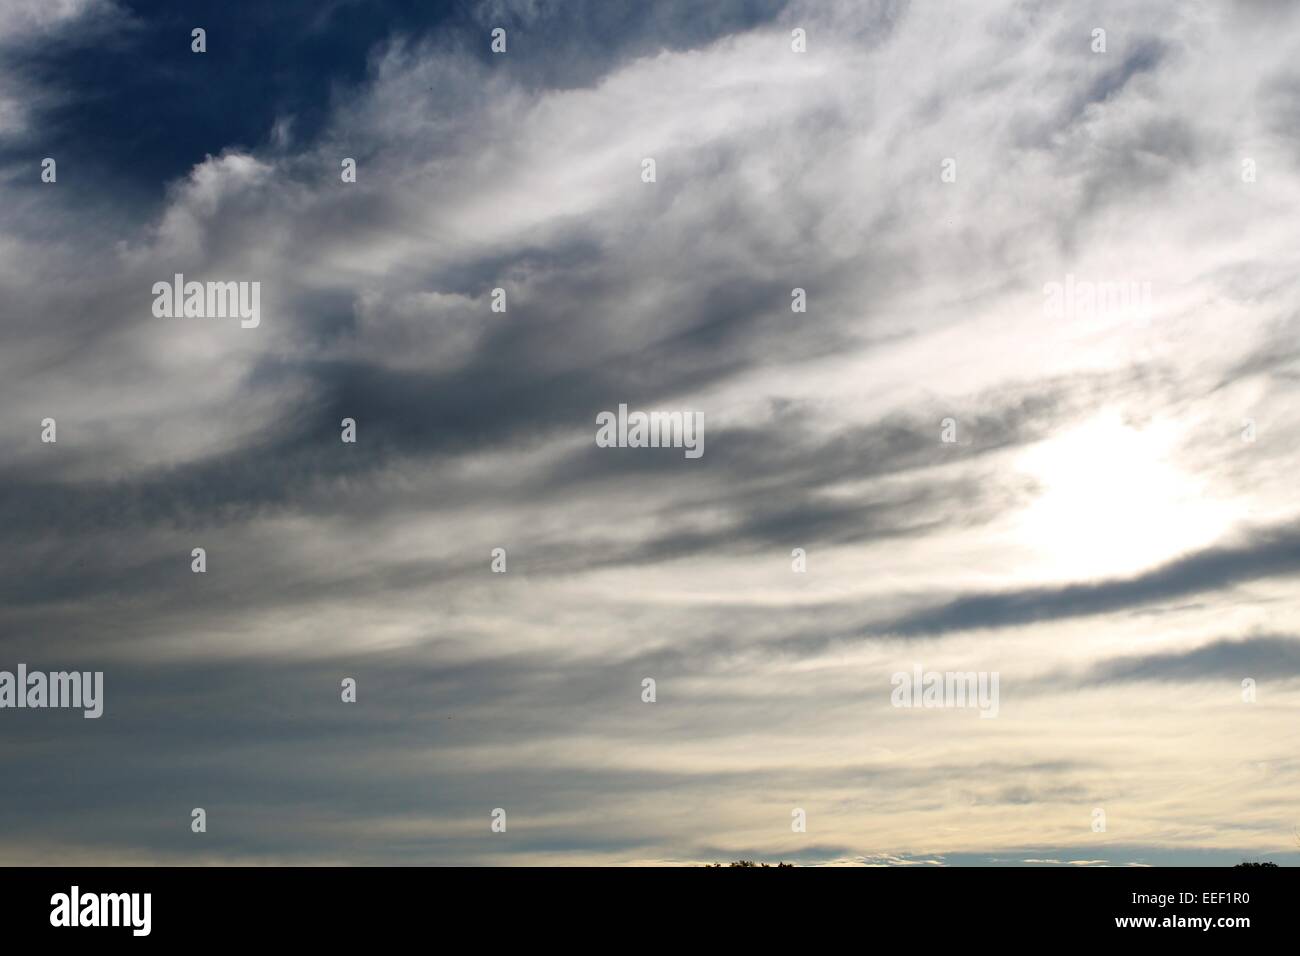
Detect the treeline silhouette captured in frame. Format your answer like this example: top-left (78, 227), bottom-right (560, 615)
top-left (706, 861), bottom-right (795, 867)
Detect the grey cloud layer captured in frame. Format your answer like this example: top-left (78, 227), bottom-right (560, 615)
top-left (3, 0), bottom-right (1300, 864)
top-left (881, 524), bottom-right (1300, 636)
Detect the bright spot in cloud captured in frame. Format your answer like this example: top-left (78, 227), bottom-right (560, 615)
top-left (1012, 412), bottom-right (1238, 581)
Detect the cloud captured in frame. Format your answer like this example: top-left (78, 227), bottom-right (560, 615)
top-left (1073, 634), bottom-right (1300, 685)
top-left (881, 524), bottom-right (1300, 636)
top-left (2, 0), bottom-right (1300, 865)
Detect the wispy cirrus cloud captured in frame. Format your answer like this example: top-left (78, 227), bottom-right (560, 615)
top-left (2, 0), bottom-right (1300, 866)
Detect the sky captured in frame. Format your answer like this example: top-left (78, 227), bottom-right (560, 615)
top-left (1, 0), bottom-right (1298, 866)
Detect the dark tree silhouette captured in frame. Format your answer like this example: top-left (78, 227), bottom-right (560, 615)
top-left (706, 860), bottom-right (794, 867)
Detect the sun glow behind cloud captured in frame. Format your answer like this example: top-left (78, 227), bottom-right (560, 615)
top-left (1011, 411), bottom-right (1242, 581)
